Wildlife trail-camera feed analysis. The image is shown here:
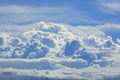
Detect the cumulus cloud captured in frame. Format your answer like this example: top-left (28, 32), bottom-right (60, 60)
top-left (0, 22), bottom-right (120, 59)
top-left (0, 22), bottom-right (120, 79)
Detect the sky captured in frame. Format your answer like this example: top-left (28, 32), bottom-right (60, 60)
top-left (1, 1), bottom-right (120, 79)
top-left (0, 0), bottom-right (120, 25)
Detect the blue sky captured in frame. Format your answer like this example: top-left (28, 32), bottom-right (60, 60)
top-left (0, 0), bottom-right (120, 25)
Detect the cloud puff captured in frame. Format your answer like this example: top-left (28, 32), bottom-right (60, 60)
top-left (0, 22), bottom-right (120, 79)
top-left (0, 22), bottom-right (120, 58)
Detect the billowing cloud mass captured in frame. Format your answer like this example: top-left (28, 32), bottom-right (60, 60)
top-left (0, 22), bottom-right (120, 79)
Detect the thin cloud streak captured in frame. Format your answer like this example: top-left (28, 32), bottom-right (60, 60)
top-left (98, 1), bottom-right (120, 15)
top-left (0, 5), bottom-right (101, 25)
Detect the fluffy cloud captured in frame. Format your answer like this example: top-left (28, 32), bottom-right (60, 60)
top-left (0, 22), bottom-right (120, 59)
top-left (0, 22), bottom-right (120, 79)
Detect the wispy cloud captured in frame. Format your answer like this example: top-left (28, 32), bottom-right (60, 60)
top-left (98, 1), bottom-right (120, 15)
top-left (0, 5), bottom-right (100, 25)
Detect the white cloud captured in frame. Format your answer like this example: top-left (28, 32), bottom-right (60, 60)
top-left (104, 3), bottom-right (120, 11)
top-left (0, 58), bottom-right (120, 79)
top-left (0, 22), bottom-right (120, 58)
top-left (0, 22), bottom-right (120, 79)
top-left (99, 2), bottom-right (120, 15)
